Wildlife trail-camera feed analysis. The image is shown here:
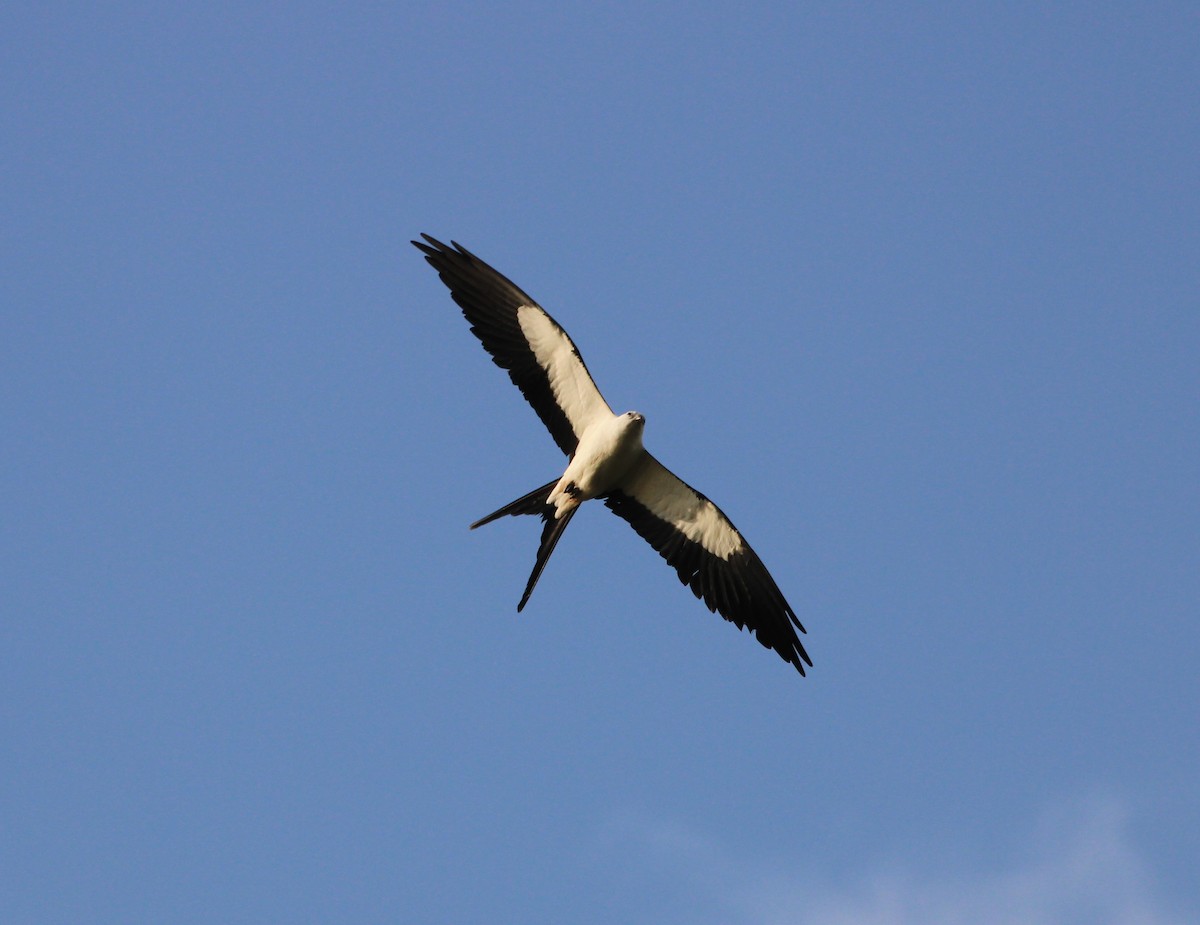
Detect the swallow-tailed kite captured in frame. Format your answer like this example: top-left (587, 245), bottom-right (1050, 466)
top-left (414, 234), bottom-right (811, 675)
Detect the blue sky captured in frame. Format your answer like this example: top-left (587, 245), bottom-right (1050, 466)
top-left (3, 3), bottom-right (1197, 923)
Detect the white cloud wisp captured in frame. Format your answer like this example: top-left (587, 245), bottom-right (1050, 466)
top-left (601, 796), bottom-right (1188, 925)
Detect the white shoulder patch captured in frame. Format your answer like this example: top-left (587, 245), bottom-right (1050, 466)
top-left (517, 305), bottom-right (612, 439)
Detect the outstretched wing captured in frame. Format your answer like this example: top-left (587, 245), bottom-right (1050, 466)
top-left (605, 453), bottom-right (811, 674)
top-left (413, 234), bottom-right (613, 456)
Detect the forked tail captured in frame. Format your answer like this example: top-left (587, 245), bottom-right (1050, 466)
top-left (517, 506), bottom-right (577, 612)
top-left (470, 479), bottom-right (578, 612)
top-left (470, 479), bottom-right (558, 529)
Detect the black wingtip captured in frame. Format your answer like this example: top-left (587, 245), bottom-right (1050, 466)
top-left (789, 642), bottom-right (813, 675)
top-left (411, 233), bottom-right (444, 257)
top-left (413, 234), bottom-right (475, 258)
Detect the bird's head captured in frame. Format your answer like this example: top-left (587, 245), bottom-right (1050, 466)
top-left (624, 411), bottom-right (646, 429)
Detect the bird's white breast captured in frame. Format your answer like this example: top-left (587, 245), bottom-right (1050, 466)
top-left (551, 414), bottom-right (644, 514)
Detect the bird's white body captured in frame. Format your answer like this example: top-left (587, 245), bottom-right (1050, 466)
top-left (550, 412), bottom-right (645, 519)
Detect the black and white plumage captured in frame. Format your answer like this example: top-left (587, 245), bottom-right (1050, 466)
top-left (413, 234), bottom-right (811, 675)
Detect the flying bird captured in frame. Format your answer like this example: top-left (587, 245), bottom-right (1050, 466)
top-left (413, 234), bottom-right (811, 675)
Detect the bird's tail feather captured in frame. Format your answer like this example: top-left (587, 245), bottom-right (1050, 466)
top-left (470, 479), bottom-right (559, 529)
top-left (517, 506), bottom-right (577, 612)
